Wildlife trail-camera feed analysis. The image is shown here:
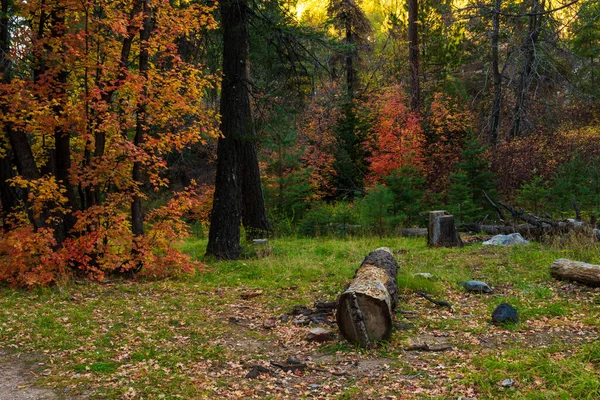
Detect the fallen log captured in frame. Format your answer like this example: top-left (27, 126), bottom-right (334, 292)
top-left (336, 248), bottom-right (398, 347)
top-left (428, 210), bottom-right (463, 247)
top-left (550, 259), bottom-right (600, 287)
top-left (465, 222), bottom-right (600, 241)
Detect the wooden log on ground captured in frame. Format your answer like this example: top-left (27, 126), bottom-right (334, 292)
top-left (428, 210), bottom-right (463, 247)
top-left (336, 248), bottom-right (398, 347)
top-left (550, 259), bottom-right (600, 287)
top-left (398, 227), bottom-right (428, 237)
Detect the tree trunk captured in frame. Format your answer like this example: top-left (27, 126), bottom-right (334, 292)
top-left (510, 0), bottom-right (541, 138)
top-left (345, 19), bottom-right (354, 98)
top-left (408, 0), bottom-right (420, 112)
top-left (50, 6), bottom-right (77, 243)
top-left (336, 247), bottom-right (398, 347)
top-left (131, 0), bottom-right (151, 240)
top-left (0, 0), bottom-right (18, 228)
top-left (550, 259), bottom-right (600, 287)
top-left (0, 152), bottom-right (17, 230)
top-left (490, 0), bottom-right (502, 144)
top-left (206, 0), bottom-right (252, 259)
top-left (240, 142), bottom-right (271, 240)
top-left (2, 1), bottom-right (43, 230)
top-left (428, 210), bottom-right (463, 247)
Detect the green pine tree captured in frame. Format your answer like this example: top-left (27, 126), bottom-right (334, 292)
top-left (447, 137), bottom-right (496, 223)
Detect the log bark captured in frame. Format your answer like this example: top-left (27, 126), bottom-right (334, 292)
top-left (428, 210), bottom-right (463, 247)
top-left (550, 259), bottom-right (600, 287)
top-left (336, 248), bottom-right (398, 347)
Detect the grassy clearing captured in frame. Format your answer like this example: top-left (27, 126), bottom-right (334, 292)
top-left (1, 236), bottom-right (599, 399)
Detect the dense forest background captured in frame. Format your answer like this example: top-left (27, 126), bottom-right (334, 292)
top-left (1, 0), bottom-right (600, 285)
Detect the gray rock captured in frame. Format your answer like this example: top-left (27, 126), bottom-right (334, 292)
top-left (492, 303), bottom-right (518, 324)
top-left (459, 280), bottom-right (492, 293)
top-left (482, 233), bottom-right (530, 246)
top-left (413, 273), bottom-right (434, 280)
top-left (501, 378), bottom-right (515, 388)
top-left (306, 327), bottom-right (332, 342)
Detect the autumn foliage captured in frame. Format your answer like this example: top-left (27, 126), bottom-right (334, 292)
top-left (364, 85), bottom-right (424, 183)
top-left (0, 0), bottom-right (218, 286)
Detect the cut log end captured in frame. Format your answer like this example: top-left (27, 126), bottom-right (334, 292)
top-left (337, 292), bottom-right (392, 346)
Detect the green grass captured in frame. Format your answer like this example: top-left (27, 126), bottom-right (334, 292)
top-left (1, 236), bottom-right (599, 398)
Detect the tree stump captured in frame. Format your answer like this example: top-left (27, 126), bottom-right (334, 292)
top-left (427, 210), bottom-right (463, 247)
top-left (336, 248), bottom-right (398, 347)
top-left (550, 259), bottom-right (600, 287)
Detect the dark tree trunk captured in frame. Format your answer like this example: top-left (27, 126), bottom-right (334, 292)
top-left (2, 0), bottom-right (42, 229)
top-left (206, 0), bottom-right (253, 259)
top-left (131, 0), bottom-right (151, 240)
top-left (345, 21), bottom-right (355, 98)
top-left (510, 0), bottom-right (541, 138)
top-left (50, 6), bottom-right (77, 242)
top-left (240, 143), bottom-right (271, 240)
top-left (0, 0), bottom-right (18, 228)
top-left (490, 0), bottom-right (502, 144)
top-left (337, 248), bottom-right (399, 347)
top-left (0, 153), bottom-right (17, 230)
top-left (408, 0), bottom-right (420, 112)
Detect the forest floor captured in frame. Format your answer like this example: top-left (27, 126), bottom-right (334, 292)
top-left (1, 236), bottom-right (600, 399)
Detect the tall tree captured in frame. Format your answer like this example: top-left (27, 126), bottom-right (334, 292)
top-left (510, 0), bottom-right (543, 138)
top-left (207, 0), bottom-right (272, 258)
top-left (408, 0), bottom-right (420, 112)
top-left (489, 0), bottom-right (502, 144)
top-left (328, 0), bottom-right (370, 98)
top-left (0, 0), bottom-right (17, 229)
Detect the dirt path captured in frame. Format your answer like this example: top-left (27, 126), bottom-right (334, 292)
top-left (0, 350), bottom-right (59, 400)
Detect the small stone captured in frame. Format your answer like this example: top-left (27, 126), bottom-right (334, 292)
top-left (459, 280), bottom-right (492, 293)
top-left (492, 303), bottom-right (518, 324)
top-left (501, 378), bottom-right (515, 388)
top-left (413, 273), bottom-right (434, 279)
top-left (306, 327), bottom-right (332, 342)
top-left (309, 384), bottom-right (321, 390)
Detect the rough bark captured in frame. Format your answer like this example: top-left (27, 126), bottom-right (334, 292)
top-left (336, 248), bottom-right (398, 347)
top-left (550, 259), bottom-right (600, 287)
top-left (428, 210), bottom-right (463, 247)
top-left (206, 0), bottom-right (251, 259)
top-left (408, 0), bottom-right (420, 112)
top-left (240, 142), bottom-right (271, 240)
